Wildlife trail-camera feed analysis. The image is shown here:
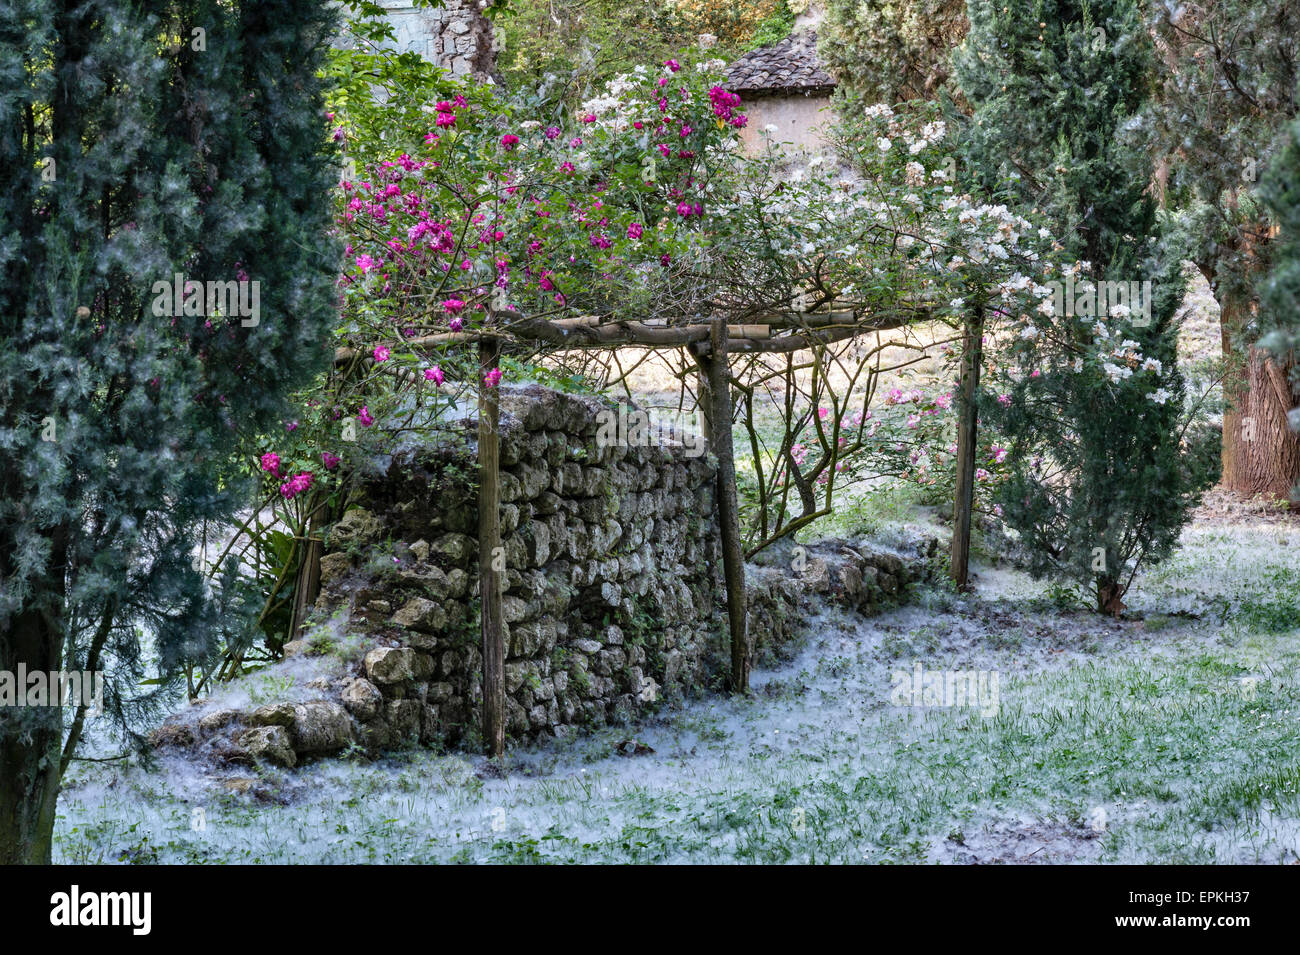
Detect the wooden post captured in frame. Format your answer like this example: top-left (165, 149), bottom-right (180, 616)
top-left (700, 323), bottom-right (750, 693)
top-left (478, 335), bottom-right (506, 758)
top-left (288, 503), bottom-right (326, 644)
top-left (951, 301), bottom-right (984, 591)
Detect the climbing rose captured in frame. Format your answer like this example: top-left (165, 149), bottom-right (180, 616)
top-left (442, 298), bottom-right (466, 314)
top-left (500, 133), bottom-right (519, 150)
top-left (372, 345), bottom-right (390, 362)
top-left (321, 452), bottom-right (341, 470)
top-left (280, 472), bottom-right (314, 500)
top-left (259, 452), bottom-right (281, 476)
top-left (665, 58), bottom-right (680, 72)
top-left (627, 222), bottom-right (643, 239)
top-left (357, 406), bottom-right (374, 427)
top-left (424, 366), bottom-right (445, 385)
top-left (484, 367), bottom-right (502, 388)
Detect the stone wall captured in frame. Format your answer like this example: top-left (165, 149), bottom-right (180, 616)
top-left (152, 385), bottom-right (936, 770)
top-left (375, 0), bottom-right (496, 78)
top-left (308, 385), bottom-right (728, 750)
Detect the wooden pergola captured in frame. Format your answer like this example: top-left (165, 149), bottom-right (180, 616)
top-left (336, 300), bottom-right (977, 758)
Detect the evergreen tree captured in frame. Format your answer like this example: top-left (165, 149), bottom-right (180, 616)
top-left (820, 0), bottom-right (968, 103)
top-left (953, 0), bottom-right (1206, 613)
top-left (1143, 0), bottom-right (1300, 504)
top-left (1260, 107), bottom-right (1300, 449)
top-left (0, 0), bottom-right (339, 863)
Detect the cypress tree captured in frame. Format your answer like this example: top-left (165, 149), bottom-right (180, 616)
top-left (1260, 110), bottom-right (1300, 430)
top-left (953, 0), bottom-right (1204, 613)
top-left (0, 0), bottom-right (339, 863)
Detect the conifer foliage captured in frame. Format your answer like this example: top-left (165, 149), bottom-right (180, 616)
top-left (0, 0), bottom-right (339, 863)
top-left (953, 0), bottom-right (1209, 613)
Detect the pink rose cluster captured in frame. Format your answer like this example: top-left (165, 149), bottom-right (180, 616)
top-left (707, 86), bottom-right (748, 128)
top-left (280, 471), bottom-right (314, 500)
top-left (261, 447), bottom-right (341, 499)
top-left (434, 95), bottom-right (467, 129)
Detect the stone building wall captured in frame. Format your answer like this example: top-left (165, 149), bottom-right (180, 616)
top-left (736, 93), bottom-right (837, 156)
top-left (374, 0), bottom-right (497, 78)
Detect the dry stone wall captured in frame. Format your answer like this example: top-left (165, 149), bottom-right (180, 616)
top-left (311, 385), bottom-right (730, 749)
top-left (152, 385), bottom-right (936, 770)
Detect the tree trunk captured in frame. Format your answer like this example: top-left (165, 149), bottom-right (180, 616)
top-left (1096, 577), bottom-right (1125, 617)
top-left (1220, 293), bottom-right (1300, 504)
top-left (288, 502), bottom-right (326, 644)
top-left (951, 303), bottom-right (984, 590)
top-left (698, 327), bottom-right (750, 694)
top-left (0, 527), bottom-right (69, 865)
top-left (0, 624), bottom-right (63, 864)
top-left (477, 337), bottom-right (506, 758)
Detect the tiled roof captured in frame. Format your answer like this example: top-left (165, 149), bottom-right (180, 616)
top-left (723, 30), bottom-right (836, 97)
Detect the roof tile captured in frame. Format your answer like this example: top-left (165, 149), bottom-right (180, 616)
top-left (723, 30), bottom-right (835, 96)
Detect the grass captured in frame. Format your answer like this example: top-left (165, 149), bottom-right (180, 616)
top-left (57, 681), bottom-right (1298, 863)
top-left (51, 516), bottom-right (1300, 865)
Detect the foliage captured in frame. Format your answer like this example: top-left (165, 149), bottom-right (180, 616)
top-left (1142, 0), bottom-right (1300, 307)
top-left (0, 0), bottom-right (340, 862)
top-left (1259, 110), bottom-right (1300, 371)
top-left (954, 0), bottom-right (1207, 613)
top-left (750, 2), bottom-right (796, 49)
top-left (819, 0), bottom-right (968, 103)
top-left (496, 0), bottom-right (786, 94)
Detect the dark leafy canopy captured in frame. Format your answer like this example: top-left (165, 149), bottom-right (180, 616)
top-left (1260, 110), bottom-right (1300, 366)
top-left (0, 0), bottom-right (340, 753)
top-left (1142, 0), bottom-right (1300, 307)
top-left (953, 0), bottom-right (1205, 611)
